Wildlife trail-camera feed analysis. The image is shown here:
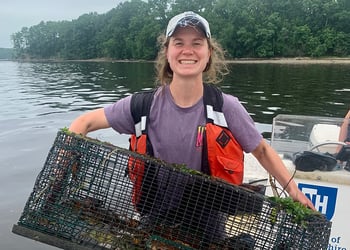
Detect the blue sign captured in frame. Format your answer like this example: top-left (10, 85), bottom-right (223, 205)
top-left (298, 183), bottom-right (338, 220)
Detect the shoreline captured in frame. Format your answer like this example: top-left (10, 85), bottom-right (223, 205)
top-left (226, 57), bottom-right (350, 64)
top-left (8, 57), bottom-right (350, 64)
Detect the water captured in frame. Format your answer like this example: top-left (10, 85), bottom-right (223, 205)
top-left (223, 63), bottom-right (350, 121)
top-left (0, 60), bottom-right (349, 249)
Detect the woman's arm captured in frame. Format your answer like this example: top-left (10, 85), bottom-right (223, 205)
top-left (69, 108), bottom-right (110, 136)
top-left (338, 110), bottom-right (350, 143)
top-left (252, 139), bottom-right (316, 210)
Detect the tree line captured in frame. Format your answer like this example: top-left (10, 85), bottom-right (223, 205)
top-left (0, 48), bottom-right (13, 59)
top-left (11, 0), bottom-right (350, 60)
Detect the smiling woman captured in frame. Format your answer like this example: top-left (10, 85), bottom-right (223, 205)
top-left (65, 11), bottom-right (315, 248)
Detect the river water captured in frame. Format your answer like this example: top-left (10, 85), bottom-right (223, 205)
top-left (0, 60), bottom-right (349, 249)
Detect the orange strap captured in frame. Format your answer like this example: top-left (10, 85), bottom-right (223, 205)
top-left (128, 134), bottom-right (147, 206)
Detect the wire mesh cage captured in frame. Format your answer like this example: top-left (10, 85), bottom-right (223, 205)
top-left (13, 130), bottom-right (332, 250)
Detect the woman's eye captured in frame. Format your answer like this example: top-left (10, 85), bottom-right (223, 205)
top-left (193, 40), bottom-right (204, 46)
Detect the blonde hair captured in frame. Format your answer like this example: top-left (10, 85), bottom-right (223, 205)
top-left (155, 34), bottom-right (229, 86)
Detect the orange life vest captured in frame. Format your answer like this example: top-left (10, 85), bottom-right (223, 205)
top-left (128, 84), bottom-right (244, 212)
top-left (200, 83), bottom-right (244, 184)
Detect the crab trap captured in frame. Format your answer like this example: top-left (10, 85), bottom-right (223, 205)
top-left (13, 130), bottom-right (332, 250)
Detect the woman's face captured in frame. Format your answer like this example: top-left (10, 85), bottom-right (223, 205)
top-left (166, 26), bottom-right (211, 80)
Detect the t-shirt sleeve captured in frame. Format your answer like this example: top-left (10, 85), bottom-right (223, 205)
top-left (222, 93), bottom-right (262, 153)
top-left (104, 95), bottom-right (135, 135)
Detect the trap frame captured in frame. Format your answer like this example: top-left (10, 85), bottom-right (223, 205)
top-left (13, 130), bottom-right (331, 249)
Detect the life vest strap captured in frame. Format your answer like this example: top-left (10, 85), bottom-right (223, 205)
top-left (206, 104), bottom-right (228, 128)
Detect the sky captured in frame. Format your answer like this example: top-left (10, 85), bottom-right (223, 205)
top-left (0, 0), bottom-right (125, 48)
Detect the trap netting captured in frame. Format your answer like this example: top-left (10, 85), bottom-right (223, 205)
top-left (13, 130), bottom-right (331, 250)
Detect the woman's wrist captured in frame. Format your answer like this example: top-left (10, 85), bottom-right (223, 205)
top-left (284, 180), bottom-right (298, 197)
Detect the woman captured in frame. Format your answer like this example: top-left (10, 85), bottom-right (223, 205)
top-left (338, 109), bottom-right (350, 170)
top-left (69, 11), bottom-right (315, 243)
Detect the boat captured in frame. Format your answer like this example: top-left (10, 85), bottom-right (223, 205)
top-left (244, 114), bottom-right (350, 249)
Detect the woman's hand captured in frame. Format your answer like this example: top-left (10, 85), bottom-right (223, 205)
top-left (286, 185), bottom-right (316, 210)
top-left (252, 140), bottom-right (316, 211)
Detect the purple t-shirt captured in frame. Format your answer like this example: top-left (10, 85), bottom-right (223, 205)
top-left (104, 86), bottom-right (262, 171)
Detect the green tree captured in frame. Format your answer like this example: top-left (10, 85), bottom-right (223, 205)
top-left (11, 0), bottom-right (350, 59)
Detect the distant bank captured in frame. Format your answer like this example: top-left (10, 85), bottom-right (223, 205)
top-left (0, 48), bottom-right (13, 60)
top-left (5, 55), bottom-right (350, 64)
top-left (226, 57), bottom-right (350, 64)
top-left (68, 57), bottom-right (350, 64)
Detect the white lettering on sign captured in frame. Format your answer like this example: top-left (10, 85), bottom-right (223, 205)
top-left (301, 187), bottom-right (328, 213)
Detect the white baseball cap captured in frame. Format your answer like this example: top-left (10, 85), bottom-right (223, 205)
top-left (166, 11), bottom-right (211, 38)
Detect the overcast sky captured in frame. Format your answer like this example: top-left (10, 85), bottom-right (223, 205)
top-left (0, 0), bottom-right (125, 48)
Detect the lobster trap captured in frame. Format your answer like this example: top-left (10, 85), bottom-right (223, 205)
top-left (13, 130), bottom-right (332, 249)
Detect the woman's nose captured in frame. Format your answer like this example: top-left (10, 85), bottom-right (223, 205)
top-left (181, 45), bottom-right (194, 54)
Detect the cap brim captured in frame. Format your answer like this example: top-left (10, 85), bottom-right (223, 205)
top-left (166, 12), bottom-right (211, 38)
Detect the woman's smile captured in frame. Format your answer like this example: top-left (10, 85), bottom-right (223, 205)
top-left (179, 59), bottom-right (197, 64)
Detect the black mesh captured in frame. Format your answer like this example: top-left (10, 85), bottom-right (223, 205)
top-left (13, 130), bottom-right (332, 249)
